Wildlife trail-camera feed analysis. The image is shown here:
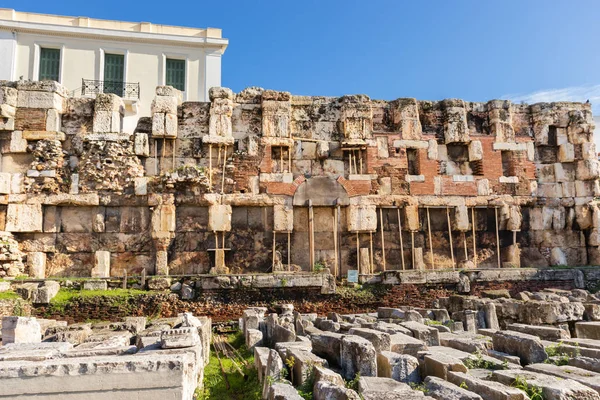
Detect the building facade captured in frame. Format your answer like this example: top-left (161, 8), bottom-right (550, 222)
top-left (0, 8), bottom-right (228, 132)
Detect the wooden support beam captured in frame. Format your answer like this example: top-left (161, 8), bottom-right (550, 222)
top-left (426, 207), bottom-right (434, 269)
top-left (154, 139), bottom-right (158, 175)
top-left (397, 208), bottom-right (405, 271)
top-left (272, 230), bottom-right (276, 271)
top-left (495, 207), bottom-right (501, 268)
top-left (172, 139), bottom-right (176, 170)
top-left (356, 232), bottom-right (360, 272)
top-left (446, 207), bottom-right (455, 270)
top-left (369, 231), bottom-right (374, 274)
top-left (411, 231), bottom-right (415, 270)
top-left (309, 202), bottom-right (314, 271)
top-left (333, 207), bottom-right (338, 278)
top-left (287, 231), bottom-right (291, 272)
top-left (221, 145), bottom-right (227, 194)
top-left (471, 207), bottom-right (477, 268)
top-left (380, 208), bottom-right (386, 271)
top-left (463, 231), bottom-right (468, 261)
top-left (208, 144), bottom-right (213, 189)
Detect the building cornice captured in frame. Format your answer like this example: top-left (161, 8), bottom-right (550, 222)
top-left (0, 20), bottom-right (228, 53)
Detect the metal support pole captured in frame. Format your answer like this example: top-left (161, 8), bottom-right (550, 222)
top-left (287, 231), bottom-right (291, 271)
top-left (369, 231), bottom-right (374, 274)
top-left (356, 232), bottom-right (360, 272)
top-left (272, 230), bottom-right (276, 271)
top-left (495, 207), bottom-right (501, 268)
top-left (446, 207), bottom-right (455, 269)
top-left (463, 231), bottom-right (468, 261)
top-left (471, 207), bottom-right (477, 268)
top-left (426, 207), bottom-right (434, 269)
top-left (397, 207), bottom-right (405, 271)
top-left (333, 207), bottom-right (338, 278)
top-left (380, 208), bottom-right (386, 271)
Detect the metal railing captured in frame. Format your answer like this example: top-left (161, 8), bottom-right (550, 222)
top-left (81, 79), bottom-right (140, 100)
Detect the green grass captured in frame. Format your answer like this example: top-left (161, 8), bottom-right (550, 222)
top-left (0, 291), bottom-right (19, 300)
top-left (51, 288), bottom-right (147, 303)
top-left (197, 331), bottom-right (262, 400)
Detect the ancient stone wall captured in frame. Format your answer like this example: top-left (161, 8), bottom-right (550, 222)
top-left (0, 80), bottom-right (598, 278)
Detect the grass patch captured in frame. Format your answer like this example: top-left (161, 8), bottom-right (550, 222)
top-left (197, 331), bottom-right (261, 400)
top-left (46, 288), bottom-right (147, 315)
top-left (0, 291), bottom-right (19, 300)
top-left (336, 284), bottom-right (388, 303)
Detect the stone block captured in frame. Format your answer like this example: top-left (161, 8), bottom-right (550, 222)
top-left (286, 347), bottom-right (327, 387)
top-left (165, 113), bottom-right (178, 138)
top-left (83, 280), bottom-right (108, 290)
top-left (0, 86), bottom-right (18, 106)
top-left (152, 113), bottom-right (165, 136)
top-left (93, 110), bottom-right (112, 133)
top-left (0, 103), bottom-right (15, 118)
top-left (492, 330), bottom-right (548, 364)
top-left (134, 177), bottom-right (148, 195)
top-left (6, 131), bottom-right (28, 153)
top-left (208, 204), bottom-right (232, 232)
top-left (31, 281), bottom-right (60, 304)
top-left (468, 140), bottom-right (483, 161)
top-left (405, 206), bottom-right (419, 231)
top-left (5, 203), bottom-right (43, 232)
top-left (576, 160), bottom-right (600, 181)
top-left (0, 172), bottom-right (11, 194)
top-left (1, 316), bottom-right (42, 344)
top-left (558, 143), bottom-right (575, 162)
top-left (45, 109), bottom-right (61, 132)
top-left (16, 90), bottom-right (64, 112)
top-left (341, 335), bottom-right (377, 379)
top-left (92, 251), bottom-right (111, 278)
top-left (347, 204), bottom-right (377, 232)
top-left (377, 352), bottom-right (419, 383)
top-left (348, 327), bottom-right (391, 352)
top-left (425, 376), bottom-right (482, 400)
top-left (151, 96), bottom-right (178, 114)
top-left (27, 252), bottom-right (46, 278)
top-left (134, 133), bottom-right (150, 157)
top-left (273, 204), bottom-right (293, 232)
top-left (493, 369), bottom-right (599, 400)
top-left (246, 328), bottom-right (263, 350)
top-left (575, 321), bottom-right (600, 340)
top-left (313, 381), bottom-right (360, 400)
top-left (94, 93), bottom-right (124, 112)
top-left (400, 321), bottom-right (440, 346)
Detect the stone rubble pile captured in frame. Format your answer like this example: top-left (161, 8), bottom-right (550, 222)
top-left (0, 312), bottom-right (210, 399)
top-left (244, 288), bottom-right (600, 400)
top-left (0, 231), bottom-right (24, 277)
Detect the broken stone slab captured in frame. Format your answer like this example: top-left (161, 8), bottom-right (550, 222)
top-left (377, 351), bottom-right (420, 383)
top-left (424, 376), bottom-right (483, 400)
top-left (486, 349), bottom-right (522, 366)
top-left (274, 341), bottom-right (312, 363)
top-left (492, 330), bottom-right (548, 365)
top-left (31, 280), bottom-right (60, 304)
top-left (439, 332), bottom-right (492, 354)
top-left (400, 321), bottom-right (440, 346)
top-left (285, 347), bottom-right (327, 387)
top-left (82, 280), bottom-right (108, 290)
top-left (569, 356), bottom-right (600, 373)
top-left (160, 327), bottom-right (200, 349)
top-left (525, 363), bottom-right (600, 393)
top-left (365, 321), bottom-right (413, 336)
top-left (348, 327), bottom-right (391, 352)
top-left (1, 316), bottom-right (42, 344)
top-left (493, 369), bottom-right (600, 400)
top-left (313, 380), bottom-right (361, 400)
top-left (255, 346), bottom-right (271, 382)
top-left (313, 364), bottom-right (346, 387)
top-left (575, 321), bottom-right (600, 340)
top-left (311, 331), bottom-right (343, 367)
top-left (266, 382), bottom-right (304, 400)
top-left (341, 335), bottom-right (377, 380)
top-left (421, 351), bottom-right (468, 380)
top-left (358, 376), bottom-right (426, 399)
top-left (447, 371), bottom-right (528, 400)
top-left (390, 332), bottom-right (428, 357)
top-left (272, 324), bottom-right (296, 345)
top-left (262, 349), bottom-right (285, 399)
top-left (506, 323), bottom-right (570, 341)
top-left (246, 328), bottom-right (264, 350)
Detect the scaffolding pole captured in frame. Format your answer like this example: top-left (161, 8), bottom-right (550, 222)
top-left (397, 207), bottom-right (405, 271)
top-left (495, 207), bottom-right (501, 268)
top-left (380, 208), bottom-right (386, 271)
top-left (446, 207), bottom-right (455, 269)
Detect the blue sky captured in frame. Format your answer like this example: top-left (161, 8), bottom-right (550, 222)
top-left (5, 0), bottom-right (600, 108)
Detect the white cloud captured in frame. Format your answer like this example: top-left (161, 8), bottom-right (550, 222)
top-left (503, 84), bottom-right (600, 115)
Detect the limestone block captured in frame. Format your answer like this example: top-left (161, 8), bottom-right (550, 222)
top-left (209, 97), bottom-right (233, 138)
top-left (70, 173), bottom-right (79, 194)
top-left (156, 250), bottom-right (169, 275)
top-left (31, 281), bottom-right (60, 304)
top-left (152, 113), bottom-right (165, 136)
top-left (134, 133), bottom-right (150, 157)
top-left (454, 205), bottom-right (469, 231)
top-left (425, 376), bottom-right (482, 400)
top-left (0, 117), bottom-right (14, 130)
top-left (0, 86), bottom-right (18, 106)
top-left (378, 177), bottom-right (392, 194)
top-left (413, 247), bottom-right (426, 270)
top-left (5, 203), bottom-right (43, 232)
top-left (347, 204), bottom-right (377, 232)
top-left (262, 99), bottom-right (291, 138)
top-left (576, 160), bottom-right (600, 181)
top-left (468, 140), bottom-right (483, 161)
top-left (488, 100), bottom-right (515, 142)
top-left (492, 330), bottom-right (548, 364)
top-left (374, 136), bottom-right (389, 158)
top-left (506, 205), bottom-right (522, 231)
top-left (151, 96), bottom-right (178, 114)
top-left (92, 251), bottom-right (110, 278)
top-left (575, 322), bottom-right (600, 340)
top-left (110, 111), bottom-right (121, 133)
top-left (94, 93), bottom-right (124, 113)
top-left (477, 179), bottom-right (491, 196)
top-left (341, 335), bottom-right (377, 380)
top-left (273, 205), bottom-right (293, 232)
top-left (393, 139), bottom-right (429, 149)
top-left (443, 99), bottom-right (469, 143)
top-left (428, 139), bottom-right (438, 160)
top-left (348, 327), bottom-right (391, 352)
top-left (340, 96), bottom-right (372, 141)
top-left (45, 109), bottom-right (61, 132)
top-left (0, 103), bottom-right (15, 118)
top-left (322, 160), bottom-right (345, 177)
top-left (5, 131), bottom-right (27, 153)
top-left (164, 113), bottom-right (178, 138)
top-left (0, 172), bottom-right (11, 194)
top-left (93, 110), bottom-right (112, 133)
top-left (582, 142), bottom-right (596, 160)
top-left (558, 143), bottom-right (575, 162)
top-left (405, 205), bottom-right (419, 231)
top-left (208, 204), bottom-right (232, 232)
top-left (152, 204), bottom-right (176, 233)
top-left (393, 98), bottom-right (422, 140)
top-left (134, 177), bottom-right (148, 195)
top-left (27, 252), bottom-right (46, 278)
top-left (1, 316), bottom-right (42, 344)
top-left (17, 90), bottom-right (64, 112)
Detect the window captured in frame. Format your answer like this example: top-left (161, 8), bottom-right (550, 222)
top-left (407, 148), bottom-right (419, 175)
top-left (39, 48), bottom-right (60, 82)
top-left (166, 59), bottom-right (186, 91)
top-left (104, 53), bottom-right (125, 97)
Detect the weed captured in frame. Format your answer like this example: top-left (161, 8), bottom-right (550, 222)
top-left (345, 373), bottom-right (361, 391)
top-left (463, 351), bottom-right (507, 370)
top-left (0, 291), bottom-right (19, 300)
top-left (459, 381), bottom-right (469, 390)
top-left (512, 376), bottom-right (544, 400)
top-left (313, 262), bottom-right (326, 273)
top-left (545, 341), bottom-right (579, 366)
top-left (409, 382), bottom-right (428, 393)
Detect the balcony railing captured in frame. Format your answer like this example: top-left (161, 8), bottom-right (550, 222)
top-left (81, 79), bottom-right (140, 100)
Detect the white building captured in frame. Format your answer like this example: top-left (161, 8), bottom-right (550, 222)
top-left (0, 9), bottom-right (228, 132)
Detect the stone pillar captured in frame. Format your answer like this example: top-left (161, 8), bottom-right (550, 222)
top-left (92, 251), bottom-right (110, 277)
top-left (359, 248), bottom-right (371, 275)
top-left (454, 205), bottom-right (469, 232)
top-left (93, 93), bottom-right (124, 134)
top-left (151, 198), bottom-right (176, 276)
top-left (442, 99), bottom-right (469, 143)
top-left (27, 252), bottom-right (46, 278)
top-left (208, 204), bottom-right (232, 274)
top-left (340, 95), bottom-right (372, 143)
top-left (151, 86), bottom-right (181, 139)
top-left (487, 100), bottom-right (514, 143)
top-left (405, 206), bottom-right (420, 232)
top-left (392, 98), bottom-right (421, 140)
top-left (262, 90), bottom-right (291, 138)
top-left (206, 87), bottom-right (234, 144)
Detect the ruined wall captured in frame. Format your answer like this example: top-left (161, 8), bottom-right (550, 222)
top-left (0, 80), bottom-right (598, 278)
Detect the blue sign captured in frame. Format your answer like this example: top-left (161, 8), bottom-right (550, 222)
top-left (347, 270), bottom-right (359, 283)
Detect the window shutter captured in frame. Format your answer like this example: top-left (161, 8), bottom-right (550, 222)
top-left (39, 48), bottom-right (60, 82)
top-left (166, 59), bottom-right (186, 91)
top-left (104, 54), bottom-right (125, 97)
